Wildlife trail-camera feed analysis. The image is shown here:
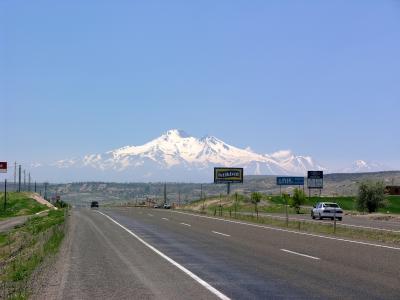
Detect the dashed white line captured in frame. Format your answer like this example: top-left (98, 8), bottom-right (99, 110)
top-left (162, 217), bottom-right (169, 221)
top-left (171, 210), bottom-right (400, 251)
top-left (148, 213), bottom-right (154, 217)
top-left (180, 223), bottom-right (191, 227)
top-left (212, 231), bottom-right (231, 237)
top-left (97, 211), bottom-right (230, 300)
top-left (281, 249), bottom-right (320, 260)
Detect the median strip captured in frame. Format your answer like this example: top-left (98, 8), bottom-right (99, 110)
top-left (97, 211), bottom-right (230, 300)
top-left (281, 249), bottom-right (320, 260)
top-left (212, 230), bottom-right (231, 237)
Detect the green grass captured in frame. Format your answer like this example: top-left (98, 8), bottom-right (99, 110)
top-left (379, 196), bottom-right (400, 214)
top-left (0, 208), bottom-right (68, 299)
top-left (0, 232), bottom-right (7, 246)
top-left (0, 192), bottom-right (48, 219)
top-left (24, 209), bottom-right (66, 235)
top-left (187, 194), bottom-right (400, 215)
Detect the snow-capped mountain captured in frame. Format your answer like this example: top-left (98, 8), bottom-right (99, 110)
top-left (45, 129), bottom-right (324, 181)
top-left (338, 160), bottom-right (391, 173)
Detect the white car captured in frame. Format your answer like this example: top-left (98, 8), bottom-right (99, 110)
top-left (311, 202), bottom-right (343, 221)
top-left (163, 203), bottom-right (171, 209)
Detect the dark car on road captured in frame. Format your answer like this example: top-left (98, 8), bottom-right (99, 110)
top-left (90, 201), bottom-right (99, 208)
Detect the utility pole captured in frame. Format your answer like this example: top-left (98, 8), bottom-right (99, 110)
top-left (178, 187), bottom-right (181, 207)
top-left (23, 169), bottom-right (26, 191)
top-left (163, 182), bottom-right (167, 205)
top-left (3, 179), bottom-right (7, 210)
top-left (34, 181), bottom-right (37, 193)
top-left (14, 161), bottom-right (17, 191)
top-left (44, 182), bottom-right (48, 200)
top-left (18, 165), bottom-right (21, 192)
top-left (28, 172), bottom-right (31, 191)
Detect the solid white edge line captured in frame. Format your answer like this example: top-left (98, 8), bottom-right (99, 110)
top-left (212, 231), bottom-right (231, 237)
top-left (281, 249), bottom-right (320, 260)
top-left (180, 222), bottom-right (191, 227)
top-left (170, 211), bottom-right (400, 251)
top-left (97, 211), bottom-right (230, 300)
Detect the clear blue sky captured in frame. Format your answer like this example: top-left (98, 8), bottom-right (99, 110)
top-left (1, 1), bottom-right (400, 169)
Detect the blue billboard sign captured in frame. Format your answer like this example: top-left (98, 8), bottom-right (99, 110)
top-left (276, 176), bottom-right (305, 186)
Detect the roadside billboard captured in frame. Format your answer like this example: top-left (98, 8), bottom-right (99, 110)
top-left (276, 176), bottom-right (304, 186)
top-left (214, 168), bottom-right (243, 184)
top-left (0, 162), bottom-right (7, 173)
top-left (307, 171), bottom-right (323, 189)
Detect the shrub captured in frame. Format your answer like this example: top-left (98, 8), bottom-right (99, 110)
top-left (289, 188), bottom-right (306, 214)
top-left (357, 181), bottom-right (386, 213)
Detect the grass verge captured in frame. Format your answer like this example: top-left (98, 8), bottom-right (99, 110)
top-left (0, 192), bottom-right (48, 219)
top-left (0, 209), bottom-right (68, 299)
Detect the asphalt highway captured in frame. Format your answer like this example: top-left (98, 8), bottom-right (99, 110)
top-left (241, 211), bottom-right (400, 232)
top-left (49, 207), bottom-right (400, 299)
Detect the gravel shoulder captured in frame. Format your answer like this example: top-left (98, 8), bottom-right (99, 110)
top-left (29, 210), bottom-right (74, 300)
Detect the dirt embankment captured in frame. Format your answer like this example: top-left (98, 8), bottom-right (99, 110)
top-left (30, 193), bottom-right (57, 210)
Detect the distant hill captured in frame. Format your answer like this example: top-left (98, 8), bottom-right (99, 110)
top-left (47, 171), bottom-right (400, 206)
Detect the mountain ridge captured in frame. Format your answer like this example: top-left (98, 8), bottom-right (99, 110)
top-left (30, 129), bottom-right (393, 182)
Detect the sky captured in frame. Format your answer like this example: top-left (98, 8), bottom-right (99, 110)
top-left (1, 0), bottom-right (400, 173)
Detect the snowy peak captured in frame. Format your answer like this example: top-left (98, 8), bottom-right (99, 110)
top-left (339, 160), bottom-right (391, 173)
top-left (52, 129), bottom-right (324, 177)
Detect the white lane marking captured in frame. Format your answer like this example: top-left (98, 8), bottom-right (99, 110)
top-left (162, 217), bottom-right (169, 221)
top-left (171, 211), bottom-right (400, 251)
top-left (281, 249), bottom-right (320, 260)
top-left (97, 211), bottom-right (230, 300)
top-left (212, 231), bottom-right (231, 237)
top-left (180, 223), bottom-right (191, 227)
top-left (148, 213), bottom-right (154, 217)
top-left (258, 213), bottom-right (400, 233)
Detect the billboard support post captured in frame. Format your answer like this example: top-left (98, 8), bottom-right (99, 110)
top-left (4, 179), bottom-right (6, 211)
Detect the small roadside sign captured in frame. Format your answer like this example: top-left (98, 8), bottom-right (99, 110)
top-left (307, 171), bottom-right (323, 189)
top-left (0, 162), bottom-right (7, 173)
top-left (276, 176), bottom-right (304, 186)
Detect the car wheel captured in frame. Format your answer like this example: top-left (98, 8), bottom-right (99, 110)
top-left (338, 217), bottom-right (342, 221)
top-left (318, 213), bottom-right (322, 220)
top-left (311, 212), bottom-right (315, 219)
top-left (331, 217), bottom-right (334, 220)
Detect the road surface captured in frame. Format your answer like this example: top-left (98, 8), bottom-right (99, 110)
top-left (39, 207), bottom-right (400, 299)
top-left (247, 211), bottom-right (400, 232)
top-left (0, 215), bottom-right (29, 233)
